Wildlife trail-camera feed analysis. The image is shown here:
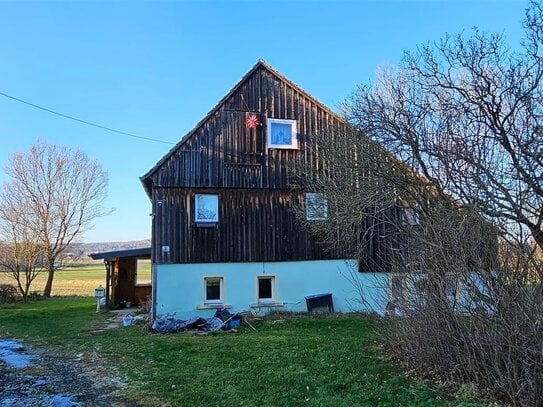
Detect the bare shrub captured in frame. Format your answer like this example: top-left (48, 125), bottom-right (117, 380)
top-left (386, 229), bottom-right (543, 406)
top-left (288, 3), bottom-right (543, 405)
top-left (293, 128), bottom-right (543, 404)
top-left (0, 284), bottom-right (17, 304)
top-left (0, 238), bottom-right (44, 302)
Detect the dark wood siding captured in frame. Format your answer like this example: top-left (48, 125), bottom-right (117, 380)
top-left (151, 66), bottom-right (346, 190)
top-left (147, 63), bottom-right (354, 265)
top-left (152, 187), bottom-right (344, 264)
top-left (358, 206), bottom-right (408, 273)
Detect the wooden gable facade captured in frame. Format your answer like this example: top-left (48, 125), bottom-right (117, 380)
top-left (141, 60), bottom-right (349, 265)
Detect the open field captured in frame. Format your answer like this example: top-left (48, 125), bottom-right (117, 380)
top-left (0, 298), bottom-right (484, 406)
top-left (0, 262), bottom-right (151, 296)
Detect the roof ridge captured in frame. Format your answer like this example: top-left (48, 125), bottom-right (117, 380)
top-left (257, 60), bottom-right (344, 123)
top-left (140, 60), bottom-right (345, 192)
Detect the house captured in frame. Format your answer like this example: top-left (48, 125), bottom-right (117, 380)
top-left (141, 60), bottom-right (392, 319)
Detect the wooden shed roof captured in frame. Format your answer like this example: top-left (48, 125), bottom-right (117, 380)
top-left (89, 247), bottom-right (151, 260)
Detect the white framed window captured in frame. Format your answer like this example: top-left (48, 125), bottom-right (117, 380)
top-left (257, 276), bottom-right (275, 303)
top-left (305, 193), bottom-right (328, 220)
top-left (403, 207), bottom-right (420, 226)
top-left (195, 194), bottom-right (219, 223)
top-left (204, 277), bottom-right (223, 304)
top-left (267, 118), bottom-right (297, 149)
top-left (444, 274), bottom-right (458, 299)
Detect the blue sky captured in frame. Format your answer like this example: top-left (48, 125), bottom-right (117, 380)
top-left (0, 0), bottom-right (528, 243)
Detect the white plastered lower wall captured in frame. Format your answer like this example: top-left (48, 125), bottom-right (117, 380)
top-left (154, 259), bottom-right (389, 319)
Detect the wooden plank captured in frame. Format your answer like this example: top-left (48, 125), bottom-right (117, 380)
top-left (153, 188), bottom-right (343, 264)
top-left (148, 65), bottom-right (374, 265)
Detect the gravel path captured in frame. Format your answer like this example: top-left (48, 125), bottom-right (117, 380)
top-left (0, 339), bottom-right (139, 407)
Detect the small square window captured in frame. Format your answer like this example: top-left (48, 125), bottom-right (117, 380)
top-left (204, 277), bottom-right (223, 304)
top-left (195, 194), bottom-right (219, 223)
top-left (258, 276), bottom-right (275, 303)
top-left (305, 193), bottom-right (328, 220)
top-left (267, 118), bottom-right (297, 149)
top-left (444, 275), bottom-right (458, 298)
top-left (403, 207), bottom-right (419, 226)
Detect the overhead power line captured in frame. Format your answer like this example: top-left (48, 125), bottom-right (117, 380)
top-left (0, 91), bottom-right (176, 145)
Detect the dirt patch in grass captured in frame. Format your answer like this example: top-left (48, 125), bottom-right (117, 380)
top-left (0, 338), bottom-right (138, 407)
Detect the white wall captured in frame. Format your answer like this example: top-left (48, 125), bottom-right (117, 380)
top-left (154, 259), bottom-right (389, 319)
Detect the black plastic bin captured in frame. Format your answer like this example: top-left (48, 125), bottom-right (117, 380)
top-left (305, 293), bottom-right (334, 313)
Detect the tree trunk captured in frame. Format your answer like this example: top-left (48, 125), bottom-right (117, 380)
top-left (530, 227), bottom-right (543, 254)
top-left (15, 272), bottom-right (25, 300)
top-left (43, 260), bottom-right (55, 298)
top-left (23, 271), bottom-right (33, 302)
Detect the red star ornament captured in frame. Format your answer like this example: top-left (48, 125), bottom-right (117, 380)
top-left (246, 114), bottom-right (259, 129)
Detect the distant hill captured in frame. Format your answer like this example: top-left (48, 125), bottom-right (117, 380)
top-left (67, 240), bottom-right (151, 259)
top-left (0, 240), bottom-right (152, 266)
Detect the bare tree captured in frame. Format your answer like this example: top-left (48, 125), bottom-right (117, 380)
top-left (291, 104), bottom-right (543, 406)
top-left (0, 202), bottom-right (44, 301)
top-left (289, 3), bottom-right (543, 405)
top-left (344, 1), bottom-right (543, 253)
top-left (1, 140), bottom-right (109, 297)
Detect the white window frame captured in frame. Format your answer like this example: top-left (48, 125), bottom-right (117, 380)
top-left (402, 207), bottom-right (420, 226)
top-left (204, 277), bottom-right (223, 304)
top-left (444, 274), bottom-right (458, 299)
top-left (257, 276), bottom-right (275, 303)
top-left (195, 194), bottom-right (219, 223)
top-left (305, 192), bottom-right (328, 220)
top-left (266, 118), bottom-right (298, 149)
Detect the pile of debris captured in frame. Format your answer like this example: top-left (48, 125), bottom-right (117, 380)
top-left (151, 309), bottom-right (254, 334)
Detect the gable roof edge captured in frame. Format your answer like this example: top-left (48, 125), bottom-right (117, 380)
top-left (140, 59), bottom-right (346, 194)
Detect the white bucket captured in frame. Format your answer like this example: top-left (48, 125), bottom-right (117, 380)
top-left (122, 315), bottom-right (134, 327)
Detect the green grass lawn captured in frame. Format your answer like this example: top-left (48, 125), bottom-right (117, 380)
top-left (0, 261), bottom-right (151, 296)
top-left (0, 298), bottom-right (483, 407)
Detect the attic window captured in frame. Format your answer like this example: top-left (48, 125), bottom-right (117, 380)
top-left (267, 118), bottom-right (297, 149)
top-left (195, 194), bottom-right (219, 223)
top-left (305, 193), bottom-right (328, 220)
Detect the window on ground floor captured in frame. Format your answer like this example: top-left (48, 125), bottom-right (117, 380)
top-left (390, 275), bottom-right (406, 303)
top-left (258, 276), bottom-right (275, 303)
top-left (204, 277), bottom-right (223, 304)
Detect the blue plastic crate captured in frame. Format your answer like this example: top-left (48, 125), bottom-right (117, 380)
top-left (227, 318), bottom-right (241, 329)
